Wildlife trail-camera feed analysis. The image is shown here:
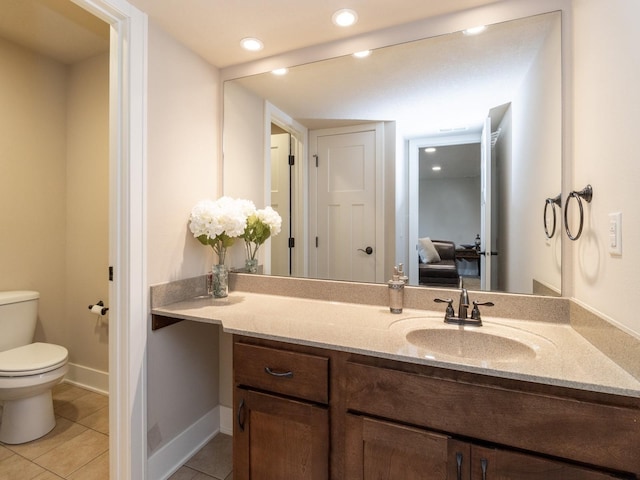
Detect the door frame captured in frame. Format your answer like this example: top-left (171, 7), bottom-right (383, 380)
top-left (74, 1), bottom-right (147, 478)
top-left (408, 133), bottom-right (479, 285)
top-left (264, 102), bottom-right (308, 277)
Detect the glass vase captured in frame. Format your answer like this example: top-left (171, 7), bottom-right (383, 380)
top-left (212, 264), bottom-right (228, 298)
top-left (245, 258), bottom-right (258, 273)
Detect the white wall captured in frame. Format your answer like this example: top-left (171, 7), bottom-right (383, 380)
top-left (222, 81), bottom-right (266, 269)
top-left (571, 0), bottom-right (640, 337)
top-left (419, 176), bottom-right (481, 247)
top-left (145, 20), bottom-right (221, 454)
top-left (503, 14), bottom-right (562, 294)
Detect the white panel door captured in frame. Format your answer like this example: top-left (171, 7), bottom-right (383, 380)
top-left (313, 129), bottom-right (377, 282)
top-left (271, 132), bottom-right (291, 276)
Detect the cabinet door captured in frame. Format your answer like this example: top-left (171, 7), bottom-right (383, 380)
top-left (345, 414), bottom-right (471, 480)
top-left (471, 446), bottom-right (624, 480)
top-left (234, 388), bottom-right (329, 480)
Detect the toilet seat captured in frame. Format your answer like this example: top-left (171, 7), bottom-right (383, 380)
top-left (0, 343), bottom-right (68, 376)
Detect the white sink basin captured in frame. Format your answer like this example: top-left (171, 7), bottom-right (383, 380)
top-left (405, 328), bottom-right (537, 361)
top-left (390, 316), bottom-right (557, 363)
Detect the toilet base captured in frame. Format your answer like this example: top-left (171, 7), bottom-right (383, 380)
top-left (0, 390), bottom-right (56, 444)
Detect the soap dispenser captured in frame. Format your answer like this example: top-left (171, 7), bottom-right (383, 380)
top-left (397, 263), bottom-right (409, 284)
top-left (388, 266), bottom-right (405, 314)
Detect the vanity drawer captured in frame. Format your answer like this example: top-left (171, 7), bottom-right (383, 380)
top-left (234, 341), bottom-right (329, 404)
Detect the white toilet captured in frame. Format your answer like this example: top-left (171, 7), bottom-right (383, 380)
top-left (0, 291), bottom-right (68, 444)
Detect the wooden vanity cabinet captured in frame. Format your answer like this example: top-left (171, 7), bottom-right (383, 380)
top-left (345, 414), bottom-right (470, 479)
top-left (233, 335), bottom-right (639, 479)
top-left (344, 413), bottom-right (622, 479)
top-left (233, 339), bottom-right (331, 480)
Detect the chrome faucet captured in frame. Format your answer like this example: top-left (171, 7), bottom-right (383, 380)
top-left (458, 288), bottom-right (470, 321)
top-left (434, 288), bottom-right (494, 326)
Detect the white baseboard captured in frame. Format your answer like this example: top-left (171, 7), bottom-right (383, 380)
top-left (148, 406), bottom-right (221, 480)
top-left (220, 405), bottom-right (233, 436)
top-left (63, 362), bottom-right (109, 395)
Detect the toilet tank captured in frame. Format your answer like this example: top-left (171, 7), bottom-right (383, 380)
top-left (0, 291), bottom-right (39, 352)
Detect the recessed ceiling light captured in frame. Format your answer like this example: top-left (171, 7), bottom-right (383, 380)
top-left (432, 166), bottom-right (442, 172)
top-left (272, 68), bottom-right (288, 76)
top-left (439, 126), bottom-right (468, 132)
top-left (240, 37), bottom-right (264, 51)
top-left (424, 147), bottom-right (437, 153)
top-left (463, 25), bottom-right (487, 36)
top-left (332, 9), bottom-right (358, 27)
top-left (353, 50), bottom-right (371, 58)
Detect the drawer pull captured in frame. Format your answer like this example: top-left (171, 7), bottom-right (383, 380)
top-left (265, 366), bottom-right (294, 378)
top-left (456, 452), bottom-right (463, 480)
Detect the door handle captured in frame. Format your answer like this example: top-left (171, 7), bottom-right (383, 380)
top-left (456, 452), bottom-right (463, 480)
top-left (481, 458), bottom-right (488, 480)
top-left (237, 398), bottom-right (245, 432)
top-left (357, 246), bottom-right (373, 255)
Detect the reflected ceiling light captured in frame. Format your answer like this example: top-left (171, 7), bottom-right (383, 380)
top-left (240, 37), bottom-right (264, 51)
top-left (353, 50), bottom-right (371, 58)
top-left (424, 147), bottom-right (437, 153)
top-left (463, 25), bottom-right (487, 35)
top-left (272, 68), bottom-right (288, 75)
top-left (332, 9), bottom-right (358, 27)
top-left (432, 166), bottom-right (442, 171)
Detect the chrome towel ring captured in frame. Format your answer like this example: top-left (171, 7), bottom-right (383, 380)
top-left (564, 184), bottom-right (593, 241)
top-left (543, 194), bottom-right (562, 239)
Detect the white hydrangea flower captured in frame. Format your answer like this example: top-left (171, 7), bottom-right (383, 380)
top-left (257, 206), bottom-right (282, 236)
top-left (189, 196), bottom-right (251, 243)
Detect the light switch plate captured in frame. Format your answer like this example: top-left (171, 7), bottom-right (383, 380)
top-left (608, 212), bottom-right (622, 255)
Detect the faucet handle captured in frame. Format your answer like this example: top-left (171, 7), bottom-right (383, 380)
top-left (434, 298), bottom-right (455, 319)
top-left (470, 300), bottom-right (494, 320)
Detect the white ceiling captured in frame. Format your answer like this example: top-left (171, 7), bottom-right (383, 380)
top-left (231, 13), bottom-right (556, 139)
top-left (126, 0), bottom-right (500, 68)
top-left (0, 0), bottom-right (501, 68)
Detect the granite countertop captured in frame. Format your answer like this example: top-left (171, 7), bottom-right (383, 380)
top-left (151, 292), bottom-right (640, 398)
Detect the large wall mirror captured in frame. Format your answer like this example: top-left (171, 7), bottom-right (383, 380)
top-left (223, 11), bottom-right (562, 296)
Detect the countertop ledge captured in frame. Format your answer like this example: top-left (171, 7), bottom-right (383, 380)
top-left (151, 292), bottom-right (640, 399)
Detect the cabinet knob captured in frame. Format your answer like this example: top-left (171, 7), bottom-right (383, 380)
top-left (481, 458), bottom-right (488, 480)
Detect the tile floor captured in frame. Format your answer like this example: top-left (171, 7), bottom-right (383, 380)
top-left (0, 383), bottom-right (109, 479)
top-left (0, 382), bottom-right (232, 480)
top-left (168, 434), bottom-right (233, 480)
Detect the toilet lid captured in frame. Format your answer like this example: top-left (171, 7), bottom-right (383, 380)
top-left (0, 342), bottom-right (68, 376)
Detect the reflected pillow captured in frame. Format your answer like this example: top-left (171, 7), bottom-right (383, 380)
top-left (418, 237), bottom-right (441, 264)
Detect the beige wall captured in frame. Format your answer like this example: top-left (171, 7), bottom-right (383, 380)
top-left (65, 52), bottom-right (110, 373)
top-left (571, 0), bottom-right (640, 337)
top-left (0, 39), bottom-right (110, 376)
top-left (0, 37), bottom-right (67, 346)
top-left (145, 19), bottom-right (222, 454)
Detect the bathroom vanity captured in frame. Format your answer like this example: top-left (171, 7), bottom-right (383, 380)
top-left (232, 335), bottom-right (638, 479)
top-left (151, 277), bottom-right (640, 479)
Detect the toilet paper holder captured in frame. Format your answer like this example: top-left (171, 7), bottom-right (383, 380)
top-left (88, 301), bottom-right (109, 316)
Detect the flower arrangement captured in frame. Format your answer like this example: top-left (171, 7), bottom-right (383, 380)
top-left (188, 197), bottom-right (253, 265)
top-left (242, 206), bottom-right (283, 261)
